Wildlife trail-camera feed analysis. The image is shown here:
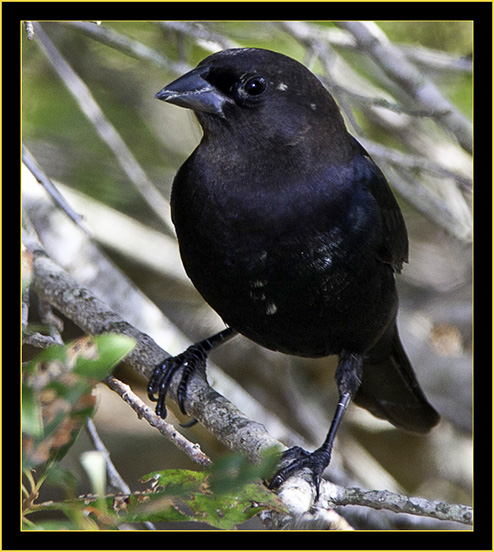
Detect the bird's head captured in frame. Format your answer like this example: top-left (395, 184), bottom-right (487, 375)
top-left (156, 48), bottom-right (350, 157)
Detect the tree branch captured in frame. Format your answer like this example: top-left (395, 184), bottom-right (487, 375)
top-left (322, 483), bottom-right (473, 526)
top-left (335, 21), bottom-right (472, 153)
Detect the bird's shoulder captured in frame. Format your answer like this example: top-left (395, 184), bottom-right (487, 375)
top-left (348, 139), bottom-right (409, 272)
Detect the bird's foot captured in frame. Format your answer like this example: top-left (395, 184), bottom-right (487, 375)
top-left (147, 343), bottom-right (207, 419)
top-left (269, 446), bottom-right (331, 500)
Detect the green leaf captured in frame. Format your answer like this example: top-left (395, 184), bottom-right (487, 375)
top-left (184, 480), bottom-right (282, 529)
top-left (73, 334), bottom-right (136, 381)
top-left (22, 334), bottom-right (136, 471)
top-left (207, 449), bottom-right (280, 495)
top-left (21, 383), bottom-right (43, 438)
top-left (138, 460), bottom-right (286, 529)
top-left (140, 468), bottom-right (207, 495)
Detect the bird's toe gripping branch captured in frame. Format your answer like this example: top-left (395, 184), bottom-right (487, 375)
top-left (268, 446), bottom-right (332, 500)
top-left (147, 343), bottom-right (207, 419)
top-left (147, 328), bottom-right (237, 420)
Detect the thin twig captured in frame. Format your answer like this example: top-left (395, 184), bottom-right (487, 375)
top-left (23, 20), bottom-right (35, 41)
top-left (85, 418), bottom-right (133, 493)
top-left (309, 25), bottom-right (472, 73)
top-left (158, 21), bottom-right (238, 51)
top-left (104, 375), bottom-right (212, 468)
top-left (67, 21), bottom-right (191, 74)
top-left (85, 418), bottom-right (157, 530)
top-left (326, 82), bottom-right (451, 118)
top-left (22, 144), bottom-right (90, 235)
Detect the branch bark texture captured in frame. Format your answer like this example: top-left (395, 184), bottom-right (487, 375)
top-left (325, 485), bottom-right (473, 526)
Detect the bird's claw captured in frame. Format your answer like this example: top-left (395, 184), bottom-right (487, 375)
top-left (147, 344), bottom-right (207, 419)
top-left (269, 446), bottom-right (331, 500)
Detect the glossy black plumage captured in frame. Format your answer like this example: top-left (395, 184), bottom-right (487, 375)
top-left (150, 48), bottom-right (439, 490)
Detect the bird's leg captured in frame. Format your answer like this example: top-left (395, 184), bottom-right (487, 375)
top-left (269, 351), bottom-right (363, 499)
top-left (148, 327), bottom-right (238, 419)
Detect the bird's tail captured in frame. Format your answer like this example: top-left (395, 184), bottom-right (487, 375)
top-left (353, 325), bottom-right (440, 433)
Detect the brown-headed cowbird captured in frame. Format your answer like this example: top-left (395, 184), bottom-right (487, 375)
top-left (149, 48), bottom-right (439, 493)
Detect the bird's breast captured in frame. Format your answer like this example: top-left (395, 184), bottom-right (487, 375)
top-left (171, 157), bottom-right (394, 356)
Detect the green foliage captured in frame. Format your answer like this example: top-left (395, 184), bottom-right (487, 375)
top-left (23, 450), bottom-right (285, 530)
top-left (22, 334), bottom-right (136, 472)
top-left (23, 340), bottom-right (283, 531)
top-left (136, 455), bottom-right (284, 529)
top-left (22, 334), bottom-right (136, 529)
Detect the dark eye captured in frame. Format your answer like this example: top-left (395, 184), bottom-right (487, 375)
top-left (244, 76), bottom-right (267, 96)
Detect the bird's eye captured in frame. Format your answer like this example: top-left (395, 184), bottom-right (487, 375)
top-left (243, 76), bottom-right (267, 96)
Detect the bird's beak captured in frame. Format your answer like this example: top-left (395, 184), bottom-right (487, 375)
top-left (155, 68), bottom-right (228, 118)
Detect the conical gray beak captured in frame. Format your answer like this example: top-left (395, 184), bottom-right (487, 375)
top-left (155, 69), bottom-right (228, 118)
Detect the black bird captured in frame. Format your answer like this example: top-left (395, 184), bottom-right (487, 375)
top-left (149, 47), bottom-right (440, 492)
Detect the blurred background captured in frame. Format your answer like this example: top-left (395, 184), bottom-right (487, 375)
top-left (22, 21), bottom-right (472, 530)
